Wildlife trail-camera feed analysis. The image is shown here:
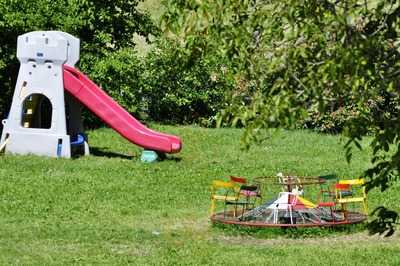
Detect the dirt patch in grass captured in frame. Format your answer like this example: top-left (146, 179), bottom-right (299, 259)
top-left (109, 244), bottom-right (154, 257)
top-left (215, 230), bottom-right (400, 247)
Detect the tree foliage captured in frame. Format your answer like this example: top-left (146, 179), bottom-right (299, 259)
top-left (90, 40), bottom-right (234, 125)
top-left (161, 0), bottom-right (400, 232)
top-left (0, 0), bottom-right (156, 124)
top-left (140, 39), bottom-right (234, 124)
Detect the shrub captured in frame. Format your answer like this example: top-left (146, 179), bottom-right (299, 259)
top-left (303, 105), bottom-right (362, 134)
top-left (90, 49), bottom-right (144, 115)
top-left (85, 40), bottom-right (235, 126)
top-left (141, 39), bottom-right (235, 125)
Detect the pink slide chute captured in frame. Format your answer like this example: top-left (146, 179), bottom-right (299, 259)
top-left (63, 65), bottom-right (182, 154)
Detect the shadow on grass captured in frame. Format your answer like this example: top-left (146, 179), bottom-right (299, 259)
top-left (149, 151), bottom-right (182, 162)
top-left (88, 147), bottom-right (183, 162)
top-left (90, 146), bottom-right (136, 160)
top-left (211, 221), bottom-right (366, 239)
top-left (162, 155), bottom-right (182, 162)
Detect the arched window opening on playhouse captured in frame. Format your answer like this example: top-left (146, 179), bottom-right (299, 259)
top-left (21, 94), bottom-right (53, 129)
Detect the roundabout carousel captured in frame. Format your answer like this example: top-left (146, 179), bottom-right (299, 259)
top-left (210, 174), bottom-right (368, 228)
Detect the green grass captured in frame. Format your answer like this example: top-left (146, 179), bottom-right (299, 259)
top-left (0, 126), bottom-right (399, 265)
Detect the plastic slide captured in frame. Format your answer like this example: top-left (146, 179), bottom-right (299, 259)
top-left (63, 65), bottom-right (182, 154)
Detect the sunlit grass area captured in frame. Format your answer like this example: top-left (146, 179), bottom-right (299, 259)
top-left (0, 125), bottom-right (399, 264)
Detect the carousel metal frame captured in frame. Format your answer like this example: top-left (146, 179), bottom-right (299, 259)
top-left (210, 175), bottom-right (368, 228)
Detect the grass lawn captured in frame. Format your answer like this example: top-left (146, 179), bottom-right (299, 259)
top-left (0, 125), bottom-right (399, 265)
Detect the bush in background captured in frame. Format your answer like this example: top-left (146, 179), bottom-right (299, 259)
top-left (90, 49), bottom-right (144, 115)
top-left (88, 40), bottom-right (235, 126)
top-left (141, 40), bottom-right (235, 125)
